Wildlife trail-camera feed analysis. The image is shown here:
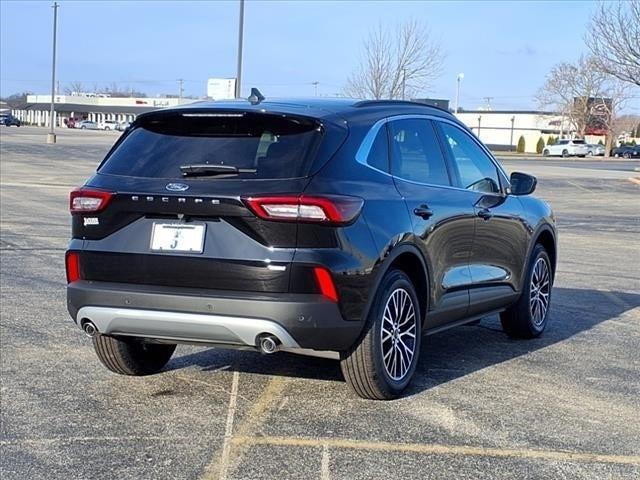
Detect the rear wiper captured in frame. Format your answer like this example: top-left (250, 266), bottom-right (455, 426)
top-left (180, 164), bottom-right (256, 177)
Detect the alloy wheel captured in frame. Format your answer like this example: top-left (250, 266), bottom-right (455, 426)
top-left (381, 288), bottom-right (417, 381)
top-left (530, 257), bottom-right (550, 326)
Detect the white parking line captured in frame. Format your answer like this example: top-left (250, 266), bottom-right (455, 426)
top-left (566, 180), bottom-right (594, 193)
top-left (320, 443), bottom-right (331, 480)
top-left (232, 435), bottom-right (640, 466)
top-left (218, 370), bottom-right (240, 480)
top-left (0, 182), bottom-right (76, 189)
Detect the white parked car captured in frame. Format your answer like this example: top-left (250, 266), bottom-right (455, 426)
top-left (75, 120), bottom-right (98, 130)
top-left (586, 144), bottom-right (605, 156)
top-left (116, 121), bottom-right (131, 131)
top-left (97, 120), bottom-right (119, 131)
top-left (543, 139), bottom-right (589, 157)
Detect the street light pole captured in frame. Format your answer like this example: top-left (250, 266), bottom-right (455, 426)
top-left (235, 0), bottom-right (245, 99)
top-left (510, 116), bottom-right (515, 151)
top-left (47, 2), bottom-right (59, 144)
top-left (454, 73), bottom-right (464, 115)
top-left (312, 81), bottom-right (319, 96)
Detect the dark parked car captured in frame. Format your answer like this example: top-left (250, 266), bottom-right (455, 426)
top-left (66, 97), bottom-right (557, 399)
top-left (612, 145), bottom-right (640, 158)
top-left (1, 113), bottom-right (21, 126)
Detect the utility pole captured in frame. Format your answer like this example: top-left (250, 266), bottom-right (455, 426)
top-left (178, 78), bottom-right (184, 100)
top-left (47, 2), bottom-right (59, 144)
top-left (311, 81), bottom-right (319, 96)
top-left (477, 116), bottom-right (482, 140)
top-left (235, 0), bottom-right (245, 98)
top-left (483, 96), bottom-right (493, 111)
top-left (454, 73), bottom-right (464, 115)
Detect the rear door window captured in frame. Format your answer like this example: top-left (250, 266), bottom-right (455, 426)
top-left (99, 112), bottom-right (322, 179)
top-left (388, 118), bottom-right (451, 186)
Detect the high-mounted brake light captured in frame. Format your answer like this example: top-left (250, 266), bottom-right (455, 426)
top-left (65, 251), bottom-right (81, 283)
top-left (243, 195), bottom-right (363, 224)
top-left (70, 188), bottom-right (114, 213)
top-left (313, 267), bottom-right (339, 302)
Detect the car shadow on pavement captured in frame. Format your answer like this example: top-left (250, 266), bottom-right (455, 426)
top-left (166, 287), bottom-right (640, 393)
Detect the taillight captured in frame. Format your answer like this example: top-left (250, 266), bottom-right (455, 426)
top-left (313, 266), bottom-right (338, 302)
top-left (65, 251), bottom-right (81, 283)
top-left (70, 188), bottom-right (114, 213)
top-left (243, 195), bottom-right (363, 224)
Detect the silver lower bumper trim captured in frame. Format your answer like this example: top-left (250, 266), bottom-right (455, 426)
top-left (75, 306), bottom-right (300, 348)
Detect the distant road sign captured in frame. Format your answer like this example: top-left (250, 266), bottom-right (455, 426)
top-left (207, 78), bottom-right (236, 100)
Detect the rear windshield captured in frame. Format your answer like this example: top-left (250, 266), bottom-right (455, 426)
top-left (98, 112), bottom-right (322, 179)
top-left (572, 139), bottom-right (586, 144)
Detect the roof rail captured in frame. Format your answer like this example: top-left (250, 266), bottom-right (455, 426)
top-left (353, 99), bottom-right (453, 114)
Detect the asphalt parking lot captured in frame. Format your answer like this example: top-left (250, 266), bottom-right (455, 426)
top-left (1, 126), bottom-right (639, 479)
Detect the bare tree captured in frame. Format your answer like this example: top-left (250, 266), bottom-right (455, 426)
top-left (344, 20), bottom-right (444, 100)
top-left (612, 114), bottom-right (640, 144)
top-left (64, 81), bottom-right (85, 95)
top-left (537, 56), bottom-right (632, 153)
top-left (585, 1), bottom-right (640, 86)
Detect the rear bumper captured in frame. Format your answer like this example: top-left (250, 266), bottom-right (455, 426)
top-left (67, 281), bottom-right (362, 351)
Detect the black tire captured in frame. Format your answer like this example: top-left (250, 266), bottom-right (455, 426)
top-left (542, 149), bottom-right (549, 157)
top-left (623, 152), bottom-right (631, 159)
top-left (340, 270), bottom-right (422, 400)
top-left (105, 127), bottom-right (110, 131)
top-left (93, 335), bottom-right (176, 376)
top-left (81, 126), bottom-right (86, 130)
top-left (500, 244), bottom-right (552, 339)
top-left (562, 149), bottom-right (569, 157)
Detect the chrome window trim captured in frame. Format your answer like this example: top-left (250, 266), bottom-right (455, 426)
top-left (355, 113), bottom-right (510, 193)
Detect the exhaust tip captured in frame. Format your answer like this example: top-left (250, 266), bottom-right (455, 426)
top-left (258, 334), bottom-right (280, 354)
top-left (82, 320), bottom-right (98, 338)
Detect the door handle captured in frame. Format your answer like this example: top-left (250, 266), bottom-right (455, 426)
top-left (413, 204), bottom-right (434, 219)
top-left (477, 208), bottom-right (492, 220)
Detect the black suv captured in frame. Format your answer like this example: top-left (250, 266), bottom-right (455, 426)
top-left (612, 145), bottom-right (640, 158)
top-left (66, 98), bottom-right (556, 399)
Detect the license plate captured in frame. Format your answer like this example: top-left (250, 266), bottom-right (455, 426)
top-left (150, 223), bottom-right (205, 253)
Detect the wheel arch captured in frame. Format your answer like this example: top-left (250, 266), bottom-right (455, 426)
top-left (531, 225), bottom-right (557, 280)
top-left (363, 243), bottom-right (430, 327)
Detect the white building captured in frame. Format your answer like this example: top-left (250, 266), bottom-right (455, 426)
top-left (9, 94), bottom-right (196, 128)
top-left (454, 110), bottom-right (586, 153)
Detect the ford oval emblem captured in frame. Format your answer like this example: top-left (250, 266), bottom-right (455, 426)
top-left (166, 183), bottom-right (189, 192)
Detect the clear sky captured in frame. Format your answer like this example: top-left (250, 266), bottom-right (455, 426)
top-left (0, 0), bottom-right (604, 110)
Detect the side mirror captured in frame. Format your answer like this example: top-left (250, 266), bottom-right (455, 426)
top-left (510, 172), bottom-right (537, 195)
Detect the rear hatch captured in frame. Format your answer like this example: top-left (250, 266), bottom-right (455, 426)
top-left (71, 108), bottom-right (346, 293)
